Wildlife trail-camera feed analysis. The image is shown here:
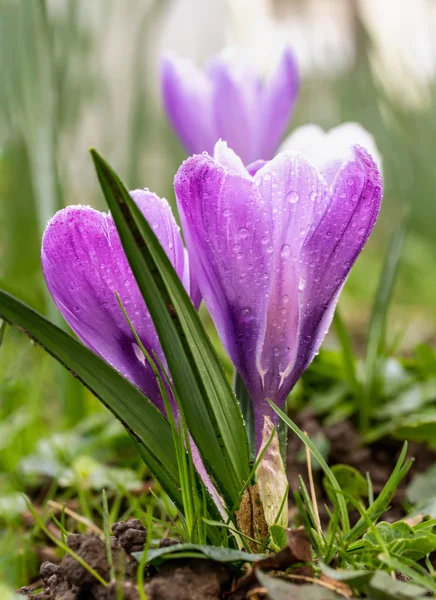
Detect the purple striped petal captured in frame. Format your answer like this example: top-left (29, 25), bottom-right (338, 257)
top-left (174, 150), bottom-right (274, 407)
top-left (253, 152), bottom-right (329, 422)
top-left (176, 143), bottom-right (382, 448)
top-left (42, 191), bottom-right (189, 411)
top-left (161, 47), bottom-right (299, 164)
top-left (286, 145), bottom-right (382, 383)
top-left (161, 52), bottom-right (218, 156)
top-left (256, 47), bottom-right (299, 160)
top-left (207, 51), bottom-right (262, 164)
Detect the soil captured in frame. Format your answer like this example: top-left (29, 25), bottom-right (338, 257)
top-left (19, 415), bottom-right (436, 600)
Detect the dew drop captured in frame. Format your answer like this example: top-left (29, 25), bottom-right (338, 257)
top-left (280, 244), bottom-right (291, 258)
top-left (286, 190), bottom-right (299, 204)
top-left (240, 307), bottom-right (252, 317)
top-left (223, 208), bottom-right (231, 217)
top-left (238, 227), bottom-right (249, 238)
top-left (298, 277), bottom-right (306, 291)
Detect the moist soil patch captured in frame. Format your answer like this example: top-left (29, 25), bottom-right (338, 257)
top-left (19, 417), bottom-right (436, 599)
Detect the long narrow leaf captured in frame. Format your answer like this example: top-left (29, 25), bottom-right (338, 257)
top-left (233, 371), bottom-right (255, 461)
top-left (361, 218), bottom-right (407, 429)
top-left (0, 290), bottom-right (183, 508)
top-left (90, 150), bottom-right (250, 507)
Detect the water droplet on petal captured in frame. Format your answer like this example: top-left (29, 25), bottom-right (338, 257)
top-left (223, 208), bottom-right (231, 217)
top-left (298, 277), bottom-right (306, 291)
top-left (280, 244), bottom-right (291, 258)
top-left (240, 307), bottom-right (252, 317)
top-left (287, 190), bottom-right (299, 204)
top-left (238, 227), bottom-right (249, 238)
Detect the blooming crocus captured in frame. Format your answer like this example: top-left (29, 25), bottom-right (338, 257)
top-left (161, 47), bottom-right (299, 164)
top-left (175, 141), bottom-right (382, 449)
top-left (41, 190), bottom-right (200, 415)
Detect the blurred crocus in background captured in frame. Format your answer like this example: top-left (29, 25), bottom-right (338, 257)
top-left (161, 46), bottom-right (299, 164)
top-left (279, 122), bottom-right (383, 185)
top-left (41, 190), bottom-right (199, 414)
top-left (175, 141), bottom-right (383, 448)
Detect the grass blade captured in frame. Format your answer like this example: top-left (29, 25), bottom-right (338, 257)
top-left (361, 219), bottom-right (407, 430)
top-left (0, 289), bottom-right (183, 508)
top-left (333, 309), bottom-right (360, 397)
top-left (268, 401), bottom-right (350, 533)
top-left (233, 371), bottom-right (255, 461)
top-left (90, 149), bottom-right (250, 507)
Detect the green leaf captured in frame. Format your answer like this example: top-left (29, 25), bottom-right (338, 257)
top-left (233, 370), bottom-right (255, 461)
top-left (376, 379), bottom-right (436, 420)
top-left (320, 563), bottom-right (372, 588)
top-left (407, 463), bottom-right (436, 511)
top-left (368, 569), bottom-right (429, 599)
top-left (0, 290), bottom-right (182, 508)
top-left (391, 409), bottom-right (436, 446)
top-left (325, 465), bottom-right (368, 503)
top-left (133, 543), bottom-right (265, 566)
top-left (269, 524), bottom-right (287, 550)
top-left (362, 521), bottom-right (436, 561)
top-left (256, 571), bottom-right (340, 600)
top-left (90, 149), bottom-right (250, 507)
top-left (361, 219), bottom-right (406, 430)
top-left (333, 308), bottom-right (360, 397)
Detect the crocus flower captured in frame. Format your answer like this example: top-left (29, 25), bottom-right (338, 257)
top-left (175, 141), bottom-right (382, 448)
top-left (161, 47), bottom-right (299, 164)
top-left (41, 190), bottom-right (199, 415)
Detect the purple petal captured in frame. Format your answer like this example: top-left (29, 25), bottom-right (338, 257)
top-left (161, 53), bottom-right (217, 155)
top-left (257, 47), bottom-right (299, 160)
top-left (252, 152), bottom-right (329, 427)
top-left (246, 159), bottom-right (267, 176)
top-left (174, 151), bottom-right (274, 407)
top-left (208, 52), bottom-right (262, 164)
top-left (42, 191), bottom-right (189, 411)
top-left (283, 145), bottom-right (383, 393)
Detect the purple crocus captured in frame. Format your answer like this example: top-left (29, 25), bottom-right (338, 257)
top-left (161, 47), bottom-right (299, 164)
top-left (175, 141), bottom-right (383, 448)
top-left (42, 190), bottom-right (199, 415)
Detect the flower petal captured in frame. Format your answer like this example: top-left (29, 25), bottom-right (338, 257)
top-left (257, 47), bottom-right (299, 160)
top-left (213, 140), bottom-right (250, 177)
top-left (280, 122), bottom-right (382, 186)
top-left (208, 50), bottom-right (262, 164)
top-left (42, 192), bottom-right (189, 410)
top-left (284, 145), bottom-right (383, 390)
top-left (161, 52), bottom-right (217, 155)
top-left (175, 152), bottom-right (274, 405)
top-left (253, 152), bottom-right (329, 419)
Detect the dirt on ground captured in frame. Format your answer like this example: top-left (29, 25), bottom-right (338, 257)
top-left (19, 415), bottom-right (436, 600)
